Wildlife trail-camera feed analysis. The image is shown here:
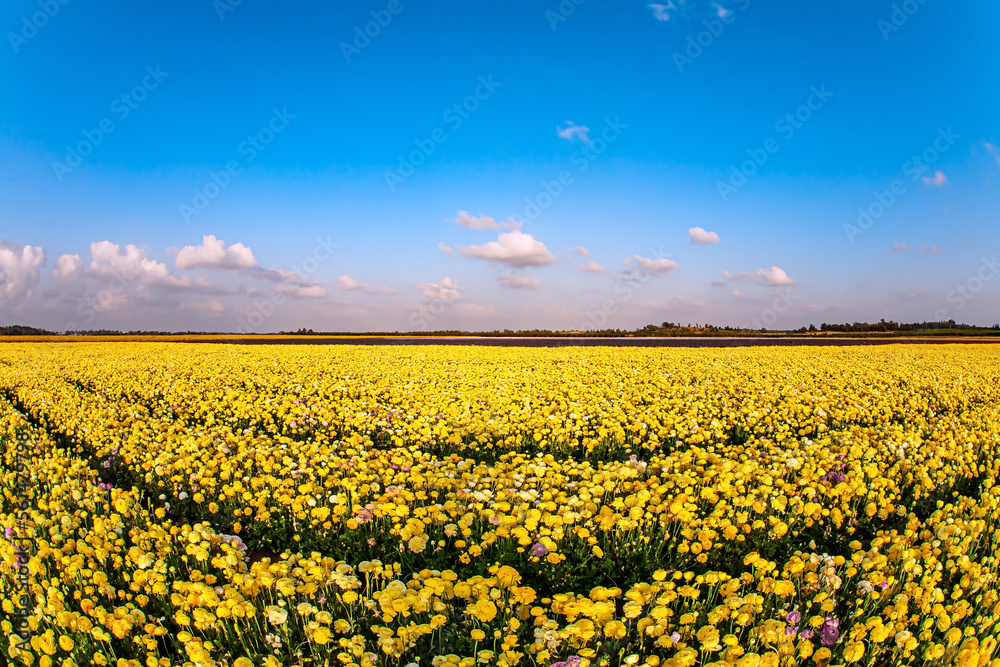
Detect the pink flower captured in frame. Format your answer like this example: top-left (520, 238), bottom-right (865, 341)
top-left (531, 542), bottom-right (548, 557)
top-left (820, 616), bottom-right (840, 645)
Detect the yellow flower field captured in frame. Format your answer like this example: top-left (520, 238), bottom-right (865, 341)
top-left (2, 343), bottom-right (999, 667)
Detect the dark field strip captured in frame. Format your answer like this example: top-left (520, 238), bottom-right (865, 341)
top-left (218, 336), bottom-right (1000, 347)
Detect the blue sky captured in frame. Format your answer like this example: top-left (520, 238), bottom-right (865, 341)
top-left (1, 0), bottom-right (998, 332)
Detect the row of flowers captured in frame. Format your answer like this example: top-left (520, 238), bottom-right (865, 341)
top-left (0, 343), bottom-right (998, 666)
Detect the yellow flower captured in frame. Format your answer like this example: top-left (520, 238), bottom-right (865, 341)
top-left (697, 625), bottom-right (722, 651)
top-left (842, 641), bottom-right (865, 663)
top-left (266, 606), bottom-right (288, 626)
top-left (470, 599), bottom-right (498, 622)
top-left (409, 535), bottom-right (428, 553)
top-left (674, 648), bottom-right (698, 667)
top-left (604, 620), bottom-right (627, 639)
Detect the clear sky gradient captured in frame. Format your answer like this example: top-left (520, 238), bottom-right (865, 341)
top-left (1, 0), bottom-right (998, 332)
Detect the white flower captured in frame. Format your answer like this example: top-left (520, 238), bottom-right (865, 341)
top-left (266, 606), bottom-right (288, 625)
top-left (178, 491), bottom-right (189, 500)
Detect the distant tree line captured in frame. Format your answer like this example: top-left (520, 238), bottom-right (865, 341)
top-left (281, 321), bottom-right (1000, 337)
top-left (2, 320), bottom-right (998, 338)
top-left (814, 319), bottom-right (1000, 333)
top-left (0, 325), bottom-right (54, 335)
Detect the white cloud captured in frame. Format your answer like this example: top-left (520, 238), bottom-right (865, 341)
top-left (635, 296), bottom-right (707, 309)
top-left (415, 276), bottom-right (461, 301)
top-left (922, 170), bottom-right (947, 186)
top-left (295, 284), bottom-right (328, 298)
top-left (688, 226), bottom-right (720, 245)
top-left (557, 122), bottom-right (591, 144)
top-left (731, 289), bottom-right (746, 298)
top-left (497, 273), bottom-right (541, 289)
top-left (53, 253), bottom-right (82, 279)
top-left (892, 242), bottom-right (940, 255)
top-left (337, 275), bottom-right (371, 293)
top-left (650, 1), bottom-right (730, 22)
top-left (755, 266), bottom-right (797, 286)
top-left (175, 234), bottom-right (258, 270)
top-left (337, 275), bottom-right (397, 295)
top-left (565, 246), bottom-right (589, 256)
top-left (249, 267), bottom-right (323, 290)
top-left (273, 283), bottom-right (327, 298)
top-left (576, 260), bottom-right (605, 273)
top-left (438, 242), bottom-right (454, 255)
top-left (458, 230), bottom-right (556, 268)
top-left (985, 142), bottom-right (1000, 165)
top-left (180, 299), bottom-right (225, 313)
top-left (88, 241), bottom-right (189, 288)
top-left (0, 241), bottom-right (46, 301)
top-left (629, 254), bottom-right (680, 275)
top-left (648, 2), bottom-right (673, 20)
top-left (453, 211), bottom-right (520, 231)
top-left (889, 289), bottom-right (927, 302)
top-left (88, 291), bottom-right (129, 312)
top-left (723, 265), bottom-right (796, 286)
